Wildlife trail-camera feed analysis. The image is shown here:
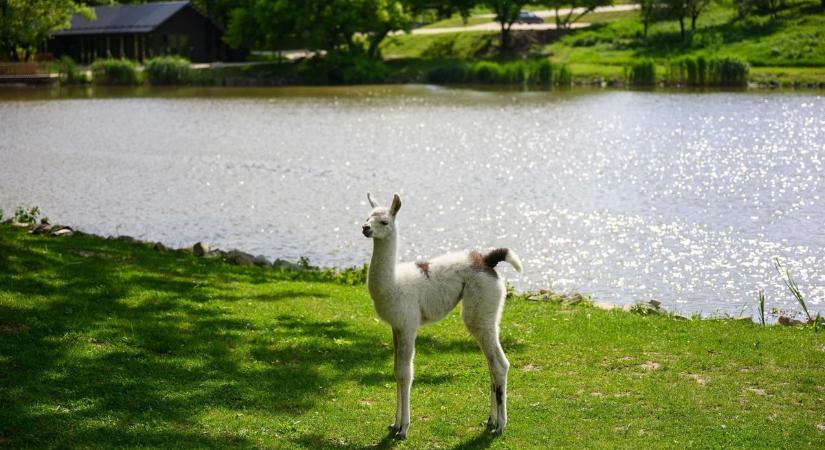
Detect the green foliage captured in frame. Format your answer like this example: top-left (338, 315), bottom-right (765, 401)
top-left (144, 56), bottom-right (192, 85)
top-left (627, 59), bottom-right (657, 85)
top-left (427, 58), bottom-right (571, 85)
top-left (758, 290), bottom-right (766, 326)
top-left (52, 55), bottom-right (88, 84)
top-left (0, 0), bottom-right (93, 61)
top-left (91, 58), bottom-right (141, 85)
top-left (12, 206), bottom-right (40, 225)
top-left (774, 258), bottom-right (811, 321)
top-left (709, 56), bottom-right (749, 85)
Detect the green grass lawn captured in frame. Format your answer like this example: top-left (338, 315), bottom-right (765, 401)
top-left (2, 224), bottom-right (825, 449)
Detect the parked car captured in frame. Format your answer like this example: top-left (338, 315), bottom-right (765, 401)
top-left (517, 11), bottom-right (544, 24)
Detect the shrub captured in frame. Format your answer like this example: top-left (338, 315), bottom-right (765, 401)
top-left (91, 58), bottom-right (140, 85)
top-left (144, 56), bottom-right (192, 85)
top-left (471, 61), bottom-right (508, 84)
top-left (668, 56), bottom-right (708, 86)
top-left (13, 206), bottom-right (39, 225)
top-left (426, 61), bottom-right (470, 84)
top-left (709, 57), bottom-right (749, 86)
top-left (628, 59), bottom-right (656, 86)
top-left (52, 56), bottom-right (88, 84)
top-left (426, 59), bottom-right (570, 86)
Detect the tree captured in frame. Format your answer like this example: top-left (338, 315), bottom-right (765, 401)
top-left (636, 0), bottom-right (708, 40)
top-left (482, 0), bottom-right (533, 53)
top-left (685, 0), bottom-right (709, 31)
top-left (541, 0), bottom-right (612, 30)
top-left (0, 0), bottom-right (93, 61)
top-left (225, 0), bottom-right (471, 59)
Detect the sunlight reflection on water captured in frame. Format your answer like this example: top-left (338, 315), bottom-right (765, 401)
top-left (1, 86), bottom-right (823, 316)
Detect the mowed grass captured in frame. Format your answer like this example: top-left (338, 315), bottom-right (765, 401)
top-left (1, 224), bottom-right (825, 449)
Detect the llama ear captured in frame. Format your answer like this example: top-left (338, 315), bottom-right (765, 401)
top-left (367, 192), bottom-right (378, 208)
top-left (389, 193), bottom-right (402, 216)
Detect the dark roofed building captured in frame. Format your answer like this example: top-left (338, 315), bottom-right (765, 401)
top-left (47, 1), bottom-right (236, 63)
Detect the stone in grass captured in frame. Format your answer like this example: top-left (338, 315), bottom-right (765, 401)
top-left (778, 316), bottom-right (805, 326)
top-left (50, 226), bottom-right (73, 237)
top-left (225, 250), bottom-right (270, 267)
top-left (153, 242), bottom-right (168, 251)
top-left (272, 258), bottom-right (300, 270)
top-left (29, 223), bottom-right (53, 235)
top-left (192, 241), bottom-right (209, 257)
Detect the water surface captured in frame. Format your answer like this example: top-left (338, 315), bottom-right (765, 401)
top-left (1, 85), bottom-right (823, 317)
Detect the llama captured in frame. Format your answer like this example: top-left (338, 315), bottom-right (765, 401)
top-left (361, 192), bottom-right (523, 439)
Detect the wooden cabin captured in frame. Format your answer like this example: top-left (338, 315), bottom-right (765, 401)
top-left (47, 1), bottom-right (237, 63)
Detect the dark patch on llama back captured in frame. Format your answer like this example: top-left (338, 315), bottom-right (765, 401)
top-left (469, 249), bottom-right (509, 278)
top-left (415, 261), bottom-right (431, 279)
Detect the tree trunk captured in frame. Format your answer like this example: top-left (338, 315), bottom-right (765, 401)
top-left (679, 16), bottom-right (685, 40)
top-left (367, 29), bottom-right (389, 60)
top-left (691, 13), bottom-right (698, 31)
top-left (643, 10), bottom-right (650, 38)
top-left (499, 22), bottom-right (511, 54)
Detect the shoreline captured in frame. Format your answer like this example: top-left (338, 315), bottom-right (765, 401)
top-left (2, 218), bottom-right (818, 327)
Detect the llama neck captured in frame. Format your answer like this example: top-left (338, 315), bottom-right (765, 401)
top-left (368, 234), bottom-right (397, 299)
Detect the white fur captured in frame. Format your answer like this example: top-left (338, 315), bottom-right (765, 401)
top-left (362, 193), bottom-right (522, 439)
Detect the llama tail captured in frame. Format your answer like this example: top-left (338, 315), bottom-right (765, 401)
top-left (483, 248), bottom-right (524, 273)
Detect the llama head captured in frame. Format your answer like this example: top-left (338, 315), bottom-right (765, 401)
top-left (362, 192), bottom-right (401, 240)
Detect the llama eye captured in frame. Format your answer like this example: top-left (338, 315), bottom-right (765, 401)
top-left (380, 220), bottom-right (389, 225)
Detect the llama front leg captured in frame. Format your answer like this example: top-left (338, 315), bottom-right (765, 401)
top-left (389, 328), bottom-right (402, 433)
top-left (392, 328), bottom-right (417, 439)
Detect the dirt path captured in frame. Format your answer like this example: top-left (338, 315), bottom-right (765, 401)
top-left (414, 4), bottom-right (639, 35)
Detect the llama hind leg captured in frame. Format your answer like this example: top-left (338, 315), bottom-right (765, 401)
top-left (462, 281), bottom-right (509, 434)
top-left (473, 329), bottom-right (509, 434)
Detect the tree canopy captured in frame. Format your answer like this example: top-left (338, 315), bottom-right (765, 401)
top-left (0, 0), bottom-right (93, 61)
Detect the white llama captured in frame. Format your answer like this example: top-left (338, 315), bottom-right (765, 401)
top-left (361, 193), bottom-right (523, 439)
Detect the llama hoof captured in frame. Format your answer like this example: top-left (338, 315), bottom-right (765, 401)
top-left (485, 416), bottom-right (496, 429)
top-left (387, 424), bottom-right (400, 433)
top-left (490, 427), bottom-right (504, 436)
top-left (393, 431), bottom-right (407, 440)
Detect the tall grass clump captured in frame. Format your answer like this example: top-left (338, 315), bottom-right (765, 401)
top-left (709, 57), bottom-right (749, 87)
top-left (426, 61), bottom-right (470, 84)
top-left (758, 290), bottom-right (766, 326)
top-left (91, 58), bottom-right (140, 85)
top-left (427, 59), bottom-right (569, 86)
top-left (144, 56), bottom-right (191, 85)
top-left (628, 59), bottom-right (656, 86)
top-left (773, 258), bottom-right (814, 322)
top-left (52, 56), bottom-right (88, 84)
top-left (668, 56), bottom-right (708, 86)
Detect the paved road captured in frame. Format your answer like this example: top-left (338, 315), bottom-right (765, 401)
top-left (414, 4), bottom-right (639, 35)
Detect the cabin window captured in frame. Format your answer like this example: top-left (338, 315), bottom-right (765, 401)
top-left (166, 34), bottom-right (190, 57)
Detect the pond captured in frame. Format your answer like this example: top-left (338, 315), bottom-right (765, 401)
top-left (1, 85), bottom-right (823, 317)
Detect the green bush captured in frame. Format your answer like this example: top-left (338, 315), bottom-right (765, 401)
top-left (628, 59), bottom-right (656, 86)
top-left (426, 59), bottom-right (570, 86)
top-left (91, 58), bottom-right (140, 85)
top-left (52, 56), bottom-right (88, 84)
top-left (471, 61), bottom-right (507, 83)
top-left (709, 57), bottom-right (749, 86)
top-left (667, 56), bottom-right (748, 86)
top-left (426, 61), bottom-right (470, 84)
top-left (144, 56), bottom-right (192, 85)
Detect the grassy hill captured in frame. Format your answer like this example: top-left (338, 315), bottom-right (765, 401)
top-left (382, 1), bottom-right (825, 85)
top-left (1, 223), bottom-right (824, 448)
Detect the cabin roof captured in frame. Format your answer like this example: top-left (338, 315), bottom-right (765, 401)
top-left (53, 1), bottom-right (190, 36)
